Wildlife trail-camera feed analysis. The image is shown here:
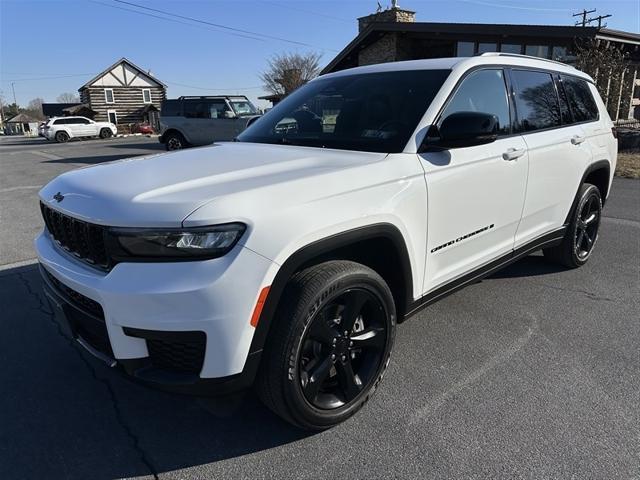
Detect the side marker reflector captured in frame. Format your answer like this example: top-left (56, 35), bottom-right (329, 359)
top-left (250, 286), bottom-right (270, 328)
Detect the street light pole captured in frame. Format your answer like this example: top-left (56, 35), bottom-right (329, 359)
top-left (11, 82), bottom-right (17, 106)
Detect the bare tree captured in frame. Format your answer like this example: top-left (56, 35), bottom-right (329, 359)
top-left (57, 92), bottom-right (80, 103)
top-left (26, 97), bottom-right (45, 119)
top-left (574, 38), bottom-right (630, 119)
top-left (260, 52), bottom-right (321, 96)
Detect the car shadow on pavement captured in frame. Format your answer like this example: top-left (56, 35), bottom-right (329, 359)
top-left (488, 254), bottom-right (567, 279)
top-left (0, 264), bottom-right (310, 480)
top-left (43, 153), bottom-right (156, 165)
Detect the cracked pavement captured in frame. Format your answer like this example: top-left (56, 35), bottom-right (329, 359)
top-left (0, 137), bottom-right (638, 479)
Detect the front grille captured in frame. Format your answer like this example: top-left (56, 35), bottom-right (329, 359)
top-left (147, 335), bottom-right (206, 375)
top-left (40, 202), bottom-right (110, 269)
top-left (44, 268), bottom-right (104, 320)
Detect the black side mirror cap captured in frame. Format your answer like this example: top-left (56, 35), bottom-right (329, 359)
top-left (420, 111), bottom-right (499, 151)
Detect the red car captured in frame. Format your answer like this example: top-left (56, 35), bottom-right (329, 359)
top-left (132, 123), bottom-right (154, 134)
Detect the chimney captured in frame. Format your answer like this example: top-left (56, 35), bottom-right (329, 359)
top-left (357, 1), bottom-right (416, 33)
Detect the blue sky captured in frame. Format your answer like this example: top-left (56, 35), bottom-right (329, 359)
top-left (1, 0), bottom-right (638, 108)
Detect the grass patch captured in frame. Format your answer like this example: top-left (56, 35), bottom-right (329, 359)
top-left (616, 152), bottom-right (640, 178)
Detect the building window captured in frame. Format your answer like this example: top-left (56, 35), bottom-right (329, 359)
top-left (142, 89), bottom-right (152, 104)
top-left (500, 43), bottom-right (522, 54)
top-left (551, 46), bottom-right (577, 64)
top-left (477, 42), bottom-right (497, 54)
top-left (107, 109), bottom-right (118, 125)
top-left (525, 45), bottom-right (550, 59)
top-left (456, 41), bottom-right (475, 57)
top-left (104, 88), bottom-right (115, 104)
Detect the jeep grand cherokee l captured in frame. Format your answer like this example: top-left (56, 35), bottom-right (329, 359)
top-left (36, 54), bottom-right (616, 430)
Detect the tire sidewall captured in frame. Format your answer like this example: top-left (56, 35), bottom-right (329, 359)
top-left (282, 270), bottom-right (396, 429)
top-left (569, 184), bottom-right (602, 266)
top-left (56, 131), bottom-right (69, 143)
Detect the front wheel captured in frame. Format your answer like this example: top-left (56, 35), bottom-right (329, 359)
top-left (257, 260), bottom-right (396, 430)
top-left (99, 128), bottom-right (113, 139)
top-left (55, 131), bottom-right (69, 143)
top-left (544, 183), bottom-right (602, 268)
top-left (165, 132), bottom-right (186, 151)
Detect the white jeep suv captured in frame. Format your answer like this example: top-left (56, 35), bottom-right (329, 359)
top-left (44, 116), bottom-right (117, 143)
top-left (36, 54), bottom-right (616, 429)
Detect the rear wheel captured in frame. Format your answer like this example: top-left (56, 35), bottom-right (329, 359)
top-left (257, 260), bottom-right (396, 430)
top-left (55, 131), bottom-right (69, 143)
top-left (544, 183), bottom-right (602, 268)
top-left (99, 128), bottom-right (113, 139)
top-left (165, 132), bottom-right (186, 151)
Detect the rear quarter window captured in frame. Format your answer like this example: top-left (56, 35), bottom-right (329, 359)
top-left (560, 76), bottom-right (599, 123)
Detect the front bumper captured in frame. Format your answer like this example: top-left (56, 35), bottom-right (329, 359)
top-left (35, 231), bottom-right (275, 395)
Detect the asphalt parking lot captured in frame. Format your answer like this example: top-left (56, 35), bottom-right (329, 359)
top-left (0, 136), bottom-right (638, 479)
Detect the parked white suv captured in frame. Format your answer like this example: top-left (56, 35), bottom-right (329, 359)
top-left (36, 54), bottom-right (616, 429)
top-left (44, 116), bottom-right (117, 143)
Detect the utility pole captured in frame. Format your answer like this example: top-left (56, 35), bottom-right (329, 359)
top-left (586, 13), bottom-right (612, 28)
top-left (573, 8), bottom-right (596, 27)
top-left (11, 82), bottom-right (17, 106)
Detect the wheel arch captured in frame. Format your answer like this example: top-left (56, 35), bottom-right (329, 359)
top-left (248, 223), bottom-right (414, 358)
top-left (159, 128), bottom-right (189, 144)
top-left (564, 159), bottom-right (611, 224)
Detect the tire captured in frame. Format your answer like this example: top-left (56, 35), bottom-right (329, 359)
top-left (99, 128), bottom-right (113, 139)
top-left (55, 131), bottom-right (69, 143)
top-left (544, 183), bottom-right (602, 268)
top-left (165, 132), bottom-right (186, 151)
top-left (257, 260), bottom-right (396, 430)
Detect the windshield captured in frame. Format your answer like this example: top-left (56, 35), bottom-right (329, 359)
top-left (238, 69), bottom-right (450, 153)
top-left (230, 99), bottom-right (258, 116)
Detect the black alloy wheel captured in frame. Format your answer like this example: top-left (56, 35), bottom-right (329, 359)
top-left (574, 191), bottom-right (600, 260)
top-left (55, 131), bottom-right (69, 143)
top-left (299, 288), bottom-right (387, 410)
top-left (544, 183), bottom-right (602, 268)
top-left (257, 260), bottom-right (396, 430)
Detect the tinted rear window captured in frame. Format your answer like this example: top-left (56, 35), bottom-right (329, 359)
top-left (561, 76), bottom-right (599, 123)
top-left (512, 70), bottom-right (561, 132)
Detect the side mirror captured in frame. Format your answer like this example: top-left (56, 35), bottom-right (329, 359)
top-left (423, 111), bottom-right (499, 150)
top-left (223, 111), bottom-right (236, 119)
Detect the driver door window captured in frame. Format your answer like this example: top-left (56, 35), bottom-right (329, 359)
top-left (440, 69), bottom-right (511, 135)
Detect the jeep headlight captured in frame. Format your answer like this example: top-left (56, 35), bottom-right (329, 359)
top-left (110, 223), bottom-right (246, 260)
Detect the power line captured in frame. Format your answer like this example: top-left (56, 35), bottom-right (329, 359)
top-left (110, 0), bottom-right (336, 51)
top-left (89, 0), bottom-right (266, 42)
top-left (456, 0), bottom-right (572, 13)
top-left (264, 1), bottom-right (351, 23)
top-left (3, 73), bottom-right (95, 82)
top-left (165, 80), bottom-right (264, 91)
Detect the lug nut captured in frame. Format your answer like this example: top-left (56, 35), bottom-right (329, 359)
top-left (341, 354), bottom-right (347, 362)
top-left (344, 331), bottom-right (349, 336)
top-left (332, 338), bottom-right (337, 345)
top-left (331, 354), bottom-right (336, 361)
top-left (349, 341), bottom-right (353, 347)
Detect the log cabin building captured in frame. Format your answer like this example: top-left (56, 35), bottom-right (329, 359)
top-left (322, 5), bottom-right (640, 121)
top-left (78, 58), bottom-right (166, 129)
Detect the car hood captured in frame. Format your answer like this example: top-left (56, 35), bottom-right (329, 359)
top-left (39, 142), bottom-right (387, 227)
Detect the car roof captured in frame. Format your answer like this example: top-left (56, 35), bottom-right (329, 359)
top-left (319, 53), bottom-right (593, 82)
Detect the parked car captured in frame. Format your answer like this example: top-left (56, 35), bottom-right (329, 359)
top-left (131, 123), bottom-right (154, 135)
top-left (158, 95), bottom-right (261, 150)
top-left (36, 53), bottom-right (616, 430)
top-left (44, 116), bottom-right (117, 143)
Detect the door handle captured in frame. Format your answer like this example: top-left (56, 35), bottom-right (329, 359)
top-left (502, 148), bottom-right (526, 161)
top-left (571, 135), bottom-right (586, 145)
